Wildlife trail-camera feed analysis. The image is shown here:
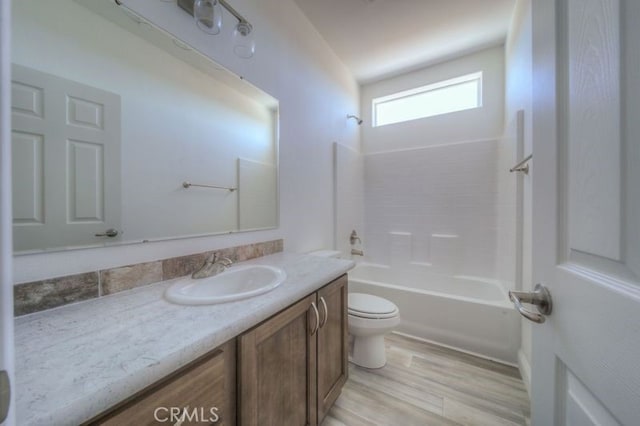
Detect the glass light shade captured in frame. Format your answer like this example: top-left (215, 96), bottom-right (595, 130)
top-left (194, 0), bottom-right (222, 35)
top-left (233, 21), bottom-right (255, 58)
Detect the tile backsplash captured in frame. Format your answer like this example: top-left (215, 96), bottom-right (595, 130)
top-left (14, 239), bottom-right (283, 316)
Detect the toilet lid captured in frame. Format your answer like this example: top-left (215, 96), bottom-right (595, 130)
top-left (348, 293), bottom-right (399, 319)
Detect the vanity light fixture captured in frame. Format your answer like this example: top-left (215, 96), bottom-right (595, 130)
top-left (188, 0), bottom-right (255, 58)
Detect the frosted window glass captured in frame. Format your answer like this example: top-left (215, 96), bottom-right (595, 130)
top-left (373, 73), bottom-right (482, 127)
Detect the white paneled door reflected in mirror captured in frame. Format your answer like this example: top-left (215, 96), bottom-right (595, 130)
top-left (10, 0), bottom-right (279, 254)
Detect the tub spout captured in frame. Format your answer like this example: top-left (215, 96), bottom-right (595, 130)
top-left (351, 248), bottom-right (364, 256)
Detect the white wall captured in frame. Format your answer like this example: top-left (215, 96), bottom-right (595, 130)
top-left (360, 47), bottom-right (504, 279)
top-left (13, 0), bottom-right (360, 283)
top-left (360, 46), bottom-right (504, 154)
top-left (502, 0), bottom-right (533, 393)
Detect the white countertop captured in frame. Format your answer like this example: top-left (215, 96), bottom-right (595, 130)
top-left (15, 252), bottom-right (354, 425)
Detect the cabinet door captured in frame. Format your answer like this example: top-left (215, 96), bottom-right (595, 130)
top-left (90, 340), bottom-right (236, 426)
top-left (316, 275), bottom-right (348, 423)
top-left (238, 294), bottom-right (318, 426)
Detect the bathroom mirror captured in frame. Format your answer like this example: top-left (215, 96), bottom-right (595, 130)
top-left (11, 0), bottom-right (279, 254)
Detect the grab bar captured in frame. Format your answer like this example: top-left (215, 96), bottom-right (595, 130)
top-left (182, 181), bottom-right (236, 192)
top-left (509, 154), bottom-right (532, 174)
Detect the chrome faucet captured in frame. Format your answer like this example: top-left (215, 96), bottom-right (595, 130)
top-left (350, 230), bottom-right (364, 256)
top-left (350, 230), bottom-right (361, 245)
top-left (191, 253), bottom-right (233, 279)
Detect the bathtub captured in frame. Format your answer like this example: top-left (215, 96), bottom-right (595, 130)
top-left (348, 262), bottom-right (520, 364)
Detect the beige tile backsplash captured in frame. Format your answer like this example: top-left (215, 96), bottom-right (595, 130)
top-left (14, 239), bottom-right (283, 316)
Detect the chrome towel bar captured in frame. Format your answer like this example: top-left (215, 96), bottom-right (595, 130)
top-left (510, 154), bottom-right (532, 174)
top-left (182, 181), bottom-right (237, 192)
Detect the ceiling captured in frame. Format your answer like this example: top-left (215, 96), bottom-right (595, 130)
top-left (293, 0), bottom-right (516, 84)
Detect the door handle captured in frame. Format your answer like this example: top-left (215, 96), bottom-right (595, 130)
top-left (94, 228), bottom-right (119, 238)
top-left (509, 284), bottom-right (553, 324)
top-left (319, 296), bottom-right (328, 328)
top-left (310, 302), bottom-right (320, 335)
top-left (0, 370), bottom-right (10, 423)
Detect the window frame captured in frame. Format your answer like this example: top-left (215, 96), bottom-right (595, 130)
top-left (371, 71), bottom-right (483, 127)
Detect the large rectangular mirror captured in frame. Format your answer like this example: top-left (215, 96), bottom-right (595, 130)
top-left (11, 0), bottom-right (279, 254)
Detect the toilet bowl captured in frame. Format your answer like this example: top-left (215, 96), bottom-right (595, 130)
top-left (348, 293), bottom-right (400, 369)
top-left (306, 250), bottom-right (400, 368)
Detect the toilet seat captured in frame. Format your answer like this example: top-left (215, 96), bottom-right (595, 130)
top-left (348, 293), bottom-right (399, 319)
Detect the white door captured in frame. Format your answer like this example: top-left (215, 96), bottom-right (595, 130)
top-left (11, 64), bottom-right (121, 251)
top-left (0, 1), bottom-right (15, 424)
top-left (531, 0), bottom-right (640, 424)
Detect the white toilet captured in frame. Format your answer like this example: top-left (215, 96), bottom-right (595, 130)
top-left (348, 293), bottom-right (400, 369)
top-left (307, 249), bottom-right (401, 369)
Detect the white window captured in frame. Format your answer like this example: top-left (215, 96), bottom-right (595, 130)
top-left (372, 72), bottom-right (483, 127)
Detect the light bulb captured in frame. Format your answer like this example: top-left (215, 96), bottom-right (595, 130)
top-left (194, 0), bottom-right (222, 35)
top-left (233, 21), bottom-right (255, 58)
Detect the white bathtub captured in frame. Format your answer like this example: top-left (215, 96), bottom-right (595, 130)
top-left (348, 262), bottom-right (520, 364)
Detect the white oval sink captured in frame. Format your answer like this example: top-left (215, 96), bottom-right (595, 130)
top-left (164, 265), bottom-right (287, 305)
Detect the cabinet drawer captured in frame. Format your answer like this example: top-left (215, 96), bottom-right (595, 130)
top-left (89, 340), bottom-right (235, 426)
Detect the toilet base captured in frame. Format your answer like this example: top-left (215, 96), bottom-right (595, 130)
top-left (351, 334), bottom-right (387, 369)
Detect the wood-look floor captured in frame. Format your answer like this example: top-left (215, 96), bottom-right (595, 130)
top-left (322, 333), bottom-right (530, 426)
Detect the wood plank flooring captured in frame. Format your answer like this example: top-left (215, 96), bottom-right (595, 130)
top-left (322, 333), bottom-right (530, 426)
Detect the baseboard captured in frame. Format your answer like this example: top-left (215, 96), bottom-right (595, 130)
top-left (391, 331), bottom-right (519, 368)
top-left (518, 348), bottom-right (532, 396)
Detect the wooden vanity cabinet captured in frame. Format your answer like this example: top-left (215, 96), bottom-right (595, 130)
top-left (238, 274), bottom-right (348, 426)
top-left (87, 340), bottom-right (236, 426)
top-left (316, 275), bottom-right (348, 423)
top-left (87, 274), bottom-right (347, 426)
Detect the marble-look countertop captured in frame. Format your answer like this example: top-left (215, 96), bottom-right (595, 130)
top-left (15, 252), bottom-right (354, 425)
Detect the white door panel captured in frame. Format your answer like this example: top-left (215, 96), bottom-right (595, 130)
top-left (11, 64), bottom-right (121, 251)
top-left (531, 0), bottom-right (640, 424)
top-left (1, 0), bottom-right (15, 423)
top-left (11, 131), bottom-right (43, 224)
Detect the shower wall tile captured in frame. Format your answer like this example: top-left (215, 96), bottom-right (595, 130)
top-left (364, 139), bottom-right (499, 279)
top-left (430, 234), bottom-right (461, 275)
top-left (389, 232), bottom-right (412, 267)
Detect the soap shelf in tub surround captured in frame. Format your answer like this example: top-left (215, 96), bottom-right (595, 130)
top-left (13, 239), bottom-right (283, 316)
top-left (14, 253), bottom-right (355, 426)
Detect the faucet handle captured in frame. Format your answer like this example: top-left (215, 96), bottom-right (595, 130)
top-left (350, 230), bottom-right (362, 245)
top-left (217, 257), bottom-right (233, 267)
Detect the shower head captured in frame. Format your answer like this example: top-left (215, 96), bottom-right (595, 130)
top-left (347, 114), bottom-right (363, 125)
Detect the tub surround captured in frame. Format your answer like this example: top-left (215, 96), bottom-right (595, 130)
top-left (14, 252), bottom-right (354, 425)
top-left (13, 239), bottom-right (283, 316)
top-left (349, 262), bottom-right (520, 364)
top-left (363, 139), bottom-right (500, 279)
